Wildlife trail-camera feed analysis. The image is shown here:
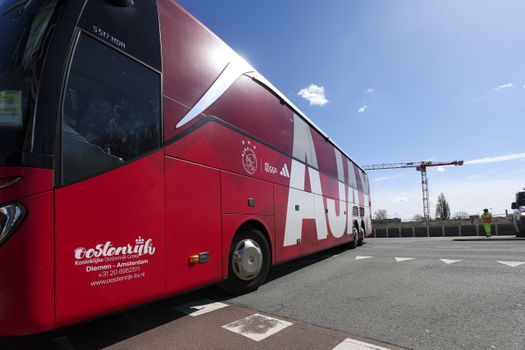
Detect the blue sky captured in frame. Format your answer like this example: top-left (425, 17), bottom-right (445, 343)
top-left (177, 0), bottom-right (525, 219)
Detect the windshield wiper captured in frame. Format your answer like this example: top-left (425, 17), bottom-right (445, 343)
top-left (2, 0), bottom-right (33, 17)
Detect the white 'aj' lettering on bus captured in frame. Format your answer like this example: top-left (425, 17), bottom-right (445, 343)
top-left (284, 114), bottom-right (361, 246)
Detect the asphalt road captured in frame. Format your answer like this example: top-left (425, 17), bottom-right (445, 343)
top-left (2, 237), bottom-right (525, 349)
top-left (230, 237), bottom-right (525, 350)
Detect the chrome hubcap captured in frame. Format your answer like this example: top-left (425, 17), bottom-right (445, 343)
top-left (232, 239), bottom-right (263, 281)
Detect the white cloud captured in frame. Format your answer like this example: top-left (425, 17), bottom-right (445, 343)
top-left (394, 197), bottom-right (409, 203)
top-left (358, 105), bottom-right (368, 113)
top-left (465, 153), bottom-right (525, 165)
top-left (436, 166), bottom-right (446, 172)
top-left (366, 88), bottom-right (374, 93)
top-left (523, 84), bottom-right (525, 89)
top-left (474, 82), bottom-right (516, 102)
top-left (493, 83), bottom-right (513, 91)
top-left (297, 84), bottom-right (328, 106)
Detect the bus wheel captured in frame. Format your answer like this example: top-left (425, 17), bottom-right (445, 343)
top-left (357, 227), bottom-right (365, 246)
top-left (348, 226), bottom-right (358, 249)
top-left (222, 227), bottom-right (271, 294)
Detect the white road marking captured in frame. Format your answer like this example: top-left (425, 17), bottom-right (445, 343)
top-left (174, 299), bottom-right (229, 317)
top-left (440, 259), bottom-right (463, 264)
top-left (222, 313), bottom-right (293, 341)
top-left (395, 257), bottom-right (415, 262)
top-left (355, 256), bottom-right (374, 260)
top-left (497, 261), bottom-right (525, 268)
top-left (332, 337), bottom-right (391, 350)
top-left (353, 256), bottom-right (525, 268)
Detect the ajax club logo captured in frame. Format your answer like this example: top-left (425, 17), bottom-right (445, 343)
top-left (241, 140), bottom-right (257, 175)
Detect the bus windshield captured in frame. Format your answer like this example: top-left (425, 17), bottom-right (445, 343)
top-left (0, 0), bottom-right (59, 165)
top-left (518, 192), bottom-right (525, 207)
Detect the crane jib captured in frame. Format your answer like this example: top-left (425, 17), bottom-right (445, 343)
top-left (362, 160), bottom-right (464, 221)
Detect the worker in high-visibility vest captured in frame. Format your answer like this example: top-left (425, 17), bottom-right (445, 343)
top-left (481, 208), bottom-right (492, 238)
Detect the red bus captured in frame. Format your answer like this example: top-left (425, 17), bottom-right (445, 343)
top-left (0, 0), bottom-right (372, 335)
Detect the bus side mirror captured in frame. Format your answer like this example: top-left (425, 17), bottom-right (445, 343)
top-left (511, 202), bottom-right (517, 210)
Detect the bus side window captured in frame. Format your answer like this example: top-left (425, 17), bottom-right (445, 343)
top-left (362, 171), bottom-right (369, 194)
top-left (292, 115), bottom-right (318, 169)
top-left (348, 161), bottom-right (358, 189)
top-left (61, 34), bottom-right (161, 185)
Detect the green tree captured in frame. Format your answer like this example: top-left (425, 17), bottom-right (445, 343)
top-left (435, 193), bottom-right (451, 220)
top-left (374, 209), bottom-right (389, 222)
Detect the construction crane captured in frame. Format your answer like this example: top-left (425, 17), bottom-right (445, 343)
top-left (363, 160), bottom-right (464, 222)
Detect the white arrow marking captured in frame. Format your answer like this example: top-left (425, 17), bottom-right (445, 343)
top-left (332, 337), bottom-right (391, 350)
top-left (497, 261), bottom-right (525, 268)
top-left (174, 299), bottom-right (229, 317)
top-left (395, 257), bottom-right (415, 262)
top-left (440, 259), bottom-right (463, 265)
top-left (355, 256), bottom-right (373, 260)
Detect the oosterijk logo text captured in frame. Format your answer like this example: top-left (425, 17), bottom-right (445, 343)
top-left (74, 236), bottom-right (156, 260)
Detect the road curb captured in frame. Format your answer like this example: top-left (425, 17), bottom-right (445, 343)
top-left (453, 237), bottom-right (525, 241)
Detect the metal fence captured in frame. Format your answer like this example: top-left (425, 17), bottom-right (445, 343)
top-left (373, 223), bottom-right (515, 238)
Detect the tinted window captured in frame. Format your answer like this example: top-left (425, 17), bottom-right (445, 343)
top-left (311, 131), bottom-right (337, 177)
top-left (362, 171), bottom-right (369, 194)
top-left (205, 75), bottom-right (293, 154)
top-left (79, 0), bottom-right (161, 70)
top-left (290, 114), bottom-right (318, 168)
top-left (0, 0), bottom-right (62, 166)
top-left (518, 192), bottom-right (525, 206)
top-left (348, 162), bottom-right (358, 188)
top-left (354, 166), bottom-right (363, 192)
top-left (61, 34), bottom-right (160, 184)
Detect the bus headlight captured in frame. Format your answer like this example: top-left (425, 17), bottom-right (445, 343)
top-left (0, 202), bottom-right (26, 247)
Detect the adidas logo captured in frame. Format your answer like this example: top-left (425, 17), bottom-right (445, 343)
top-left (280, 164), bottom-right (290, 178)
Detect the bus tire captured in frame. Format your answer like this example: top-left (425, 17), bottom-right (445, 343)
top-left (348, 226), bottom-right (358, 249)
top-left (221, 226), bottom-right (271, 294)
top-left (357, 227), bottom-right (364, 246)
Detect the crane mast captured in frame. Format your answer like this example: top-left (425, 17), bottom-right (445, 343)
top-left (363, 160), bottom-right (464, 222)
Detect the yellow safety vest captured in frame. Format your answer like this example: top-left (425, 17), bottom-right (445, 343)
top-left (481, 213), bottom-right (492, 224)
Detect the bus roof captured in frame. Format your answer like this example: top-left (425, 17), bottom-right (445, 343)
top-left (175, 2), bottom-right (366, 174)
top-left (247, 71), bottom-right (366, 173)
